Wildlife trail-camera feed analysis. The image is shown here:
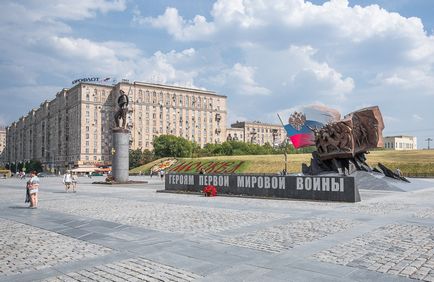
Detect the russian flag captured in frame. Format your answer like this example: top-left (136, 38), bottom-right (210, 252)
top-left (284, 120), bottom-right (323, 148)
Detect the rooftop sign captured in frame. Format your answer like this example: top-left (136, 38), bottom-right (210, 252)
top-left (72, 77), bottom-right (117, 85)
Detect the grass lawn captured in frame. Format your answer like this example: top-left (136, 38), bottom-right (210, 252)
top-left (130, 150), bottom-right (434, 176)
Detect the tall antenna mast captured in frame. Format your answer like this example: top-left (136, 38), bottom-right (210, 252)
top-left (426, 138), bottom-right (433, 150)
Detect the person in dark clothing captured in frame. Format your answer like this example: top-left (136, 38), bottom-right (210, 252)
top-left (25, 180), bottom-right (31, 204)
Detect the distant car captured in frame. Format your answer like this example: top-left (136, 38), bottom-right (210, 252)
top-left (37, 172), bottom-right (47, 177)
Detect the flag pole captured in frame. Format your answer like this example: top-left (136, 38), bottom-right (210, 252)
top-left (277, 113), bottom-right (285, 127)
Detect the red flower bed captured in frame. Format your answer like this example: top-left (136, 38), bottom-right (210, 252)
top-left (203, 185), bottom-right (217, 197)
top-left (168, 160), bottom-right (245, 174)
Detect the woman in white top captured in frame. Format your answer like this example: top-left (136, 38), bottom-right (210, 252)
top-left (63, 171), bottom-right (72, 192)
top-left (29, 171), bottom-right (40, 208)
top-left (71, 173), bottom-right (78, 192)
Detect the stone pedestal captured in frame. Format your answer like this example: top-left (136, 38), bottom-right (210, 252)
top-left (112, 129), bottom-right (130, 183)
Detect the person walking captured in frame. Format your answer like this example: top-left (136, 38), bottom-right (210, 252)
top-left (28, 171), bottom-right (40, 208)
top-left (159, 169), bottom-right (165, 181)
top-left (71, 173), bottom-right (78, 192)
top-left (63, 171), bottom-right (72, 192)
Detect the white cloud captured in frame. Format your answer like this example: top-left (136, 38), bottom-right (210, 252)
top-left (11, 0), bottom-right (127, 21)
top-left (135, 7), bottom-right (215, 41)
top-left (412, 114), bottom-right (423, 121)
top-left (46, 36), bottom-right (200, 87)
top-left (287, 45), bottom-right (354, 99)
top-left (211, 0), bottom-right (266, 28)
top-left (215, 63), bottom-right (271, 96)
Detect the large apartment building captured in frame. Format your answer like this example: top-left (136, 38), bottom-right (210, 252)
top-left (5, 81), bottom-right (227, 172)
top-left (0, 127), bottom-right (5, 166)
top-left (229, 121), bottom-right (287, 146)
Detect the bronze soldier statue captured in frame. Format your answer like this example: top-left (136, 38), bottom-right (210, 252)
top-left (114, 90), bottom-right (129, 129)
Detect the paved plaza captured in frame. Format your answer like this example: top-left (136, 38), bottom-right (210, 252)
top-left (1, 176), bottom-right (434, 281)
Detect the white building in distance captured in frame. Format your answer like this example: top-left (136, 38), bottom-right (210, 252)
top-left (384, 135), bottom-right (417, 150)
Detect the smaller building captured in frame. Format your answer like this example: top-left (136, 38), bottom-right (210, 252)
top-left (384, 135), bottom-right (417, 150)
top-left (228, 121), bottom-right (286, 146)
top-left (0, 127), bottom-right (5, 166)
top-left (226, 127), bottom-right (244, 142)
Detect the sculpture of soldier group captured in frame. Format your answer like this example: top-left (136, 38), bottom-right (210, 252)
top-left (296, 106), bottom-right (408, 182)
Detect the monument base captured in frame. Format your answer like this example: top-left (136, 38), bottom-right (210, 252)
top-left (112, 128), bottom-right (130, 183)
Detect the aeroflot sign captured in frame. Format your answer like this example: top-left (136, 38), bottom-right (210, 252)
top-left (165, 174), bottom-right (360, 202)
top-left (72, 77), bottom-right (116, 85)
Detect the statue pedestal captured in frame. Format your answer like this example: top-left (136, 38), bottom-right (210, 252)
top-left (112, 128), bottom-right (130, 183)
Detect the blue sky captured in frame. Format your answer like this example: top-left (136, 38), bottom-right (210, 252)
top-left (1, 0), bottom-right (433, 148)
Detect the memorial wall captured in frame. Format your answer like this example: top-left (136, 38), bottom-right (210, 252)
top-left (165, 173), bottom-right (360, 202)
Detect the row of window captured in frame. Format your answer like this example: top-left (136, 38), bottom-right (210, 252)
top-left (384, 142), bottom-right (415, 149)
top-left (246, 127), bottom-right (283, 134)
top-left (84, 88), bottom-right (222, 111)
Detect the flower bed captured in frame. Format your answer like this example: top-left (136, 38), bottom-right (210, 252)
top-left (203, 185), bottom-right (217, 197)
top-left (151, 159), bottom-right (178, 173)
top-left (168, 160), bottom-right (245, 174)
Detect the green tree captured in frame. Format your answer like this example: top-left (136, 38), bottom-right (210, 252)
top-left (142, 149), bottom-right (155, 164)
top-left (129, 149), bottom-right (143, 168)
top-left (191, 142), bottom-right (202, 158)
top-left (221, 142), bottom-right (234, 155)
top-left (129, 149), bottom-right (156, 168)
top-left (153, 135), bottom-right (193, 158)
top-left (25, 160), bottom-right (43, 173)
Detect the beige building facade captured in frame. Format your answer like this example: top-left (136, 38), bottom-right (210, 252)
top-left (226, 127), bottom-right (244, 142)
top-left (0, 127), bottom-right (5, 166)
top-left (229, 121), bottom-right (286, 146)
top-left (5, 81), bottom-right (227, 172)
top-left (384, 135), bottom-right (417, 150)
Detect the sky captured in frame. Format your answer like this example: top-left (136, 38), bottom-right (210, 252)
top-left (0, 0), bottom-right (433, 148)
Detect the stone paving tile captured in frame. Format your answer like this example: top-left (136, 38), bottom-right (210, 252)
top-left (42, 198), bottom-right (287, 234)
top-left (414, 208), bottom-right (434, 219)
top-left (312, 224), bottom-right (434, 281)
top-left (42, 257), bottom-right (202, 282)
top-left (220, 218), bottom-right (356, 253)
top-left (155, 192), bottom-right (343, 211)
top-left (0, 218), bottom-right (111, 277)
top-left (343, 201), bottom-right (413, 215)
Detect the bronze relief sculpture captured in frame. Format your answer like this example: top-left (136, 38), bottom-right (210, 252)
top-left (300, 106), bottom-right (408, 182)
